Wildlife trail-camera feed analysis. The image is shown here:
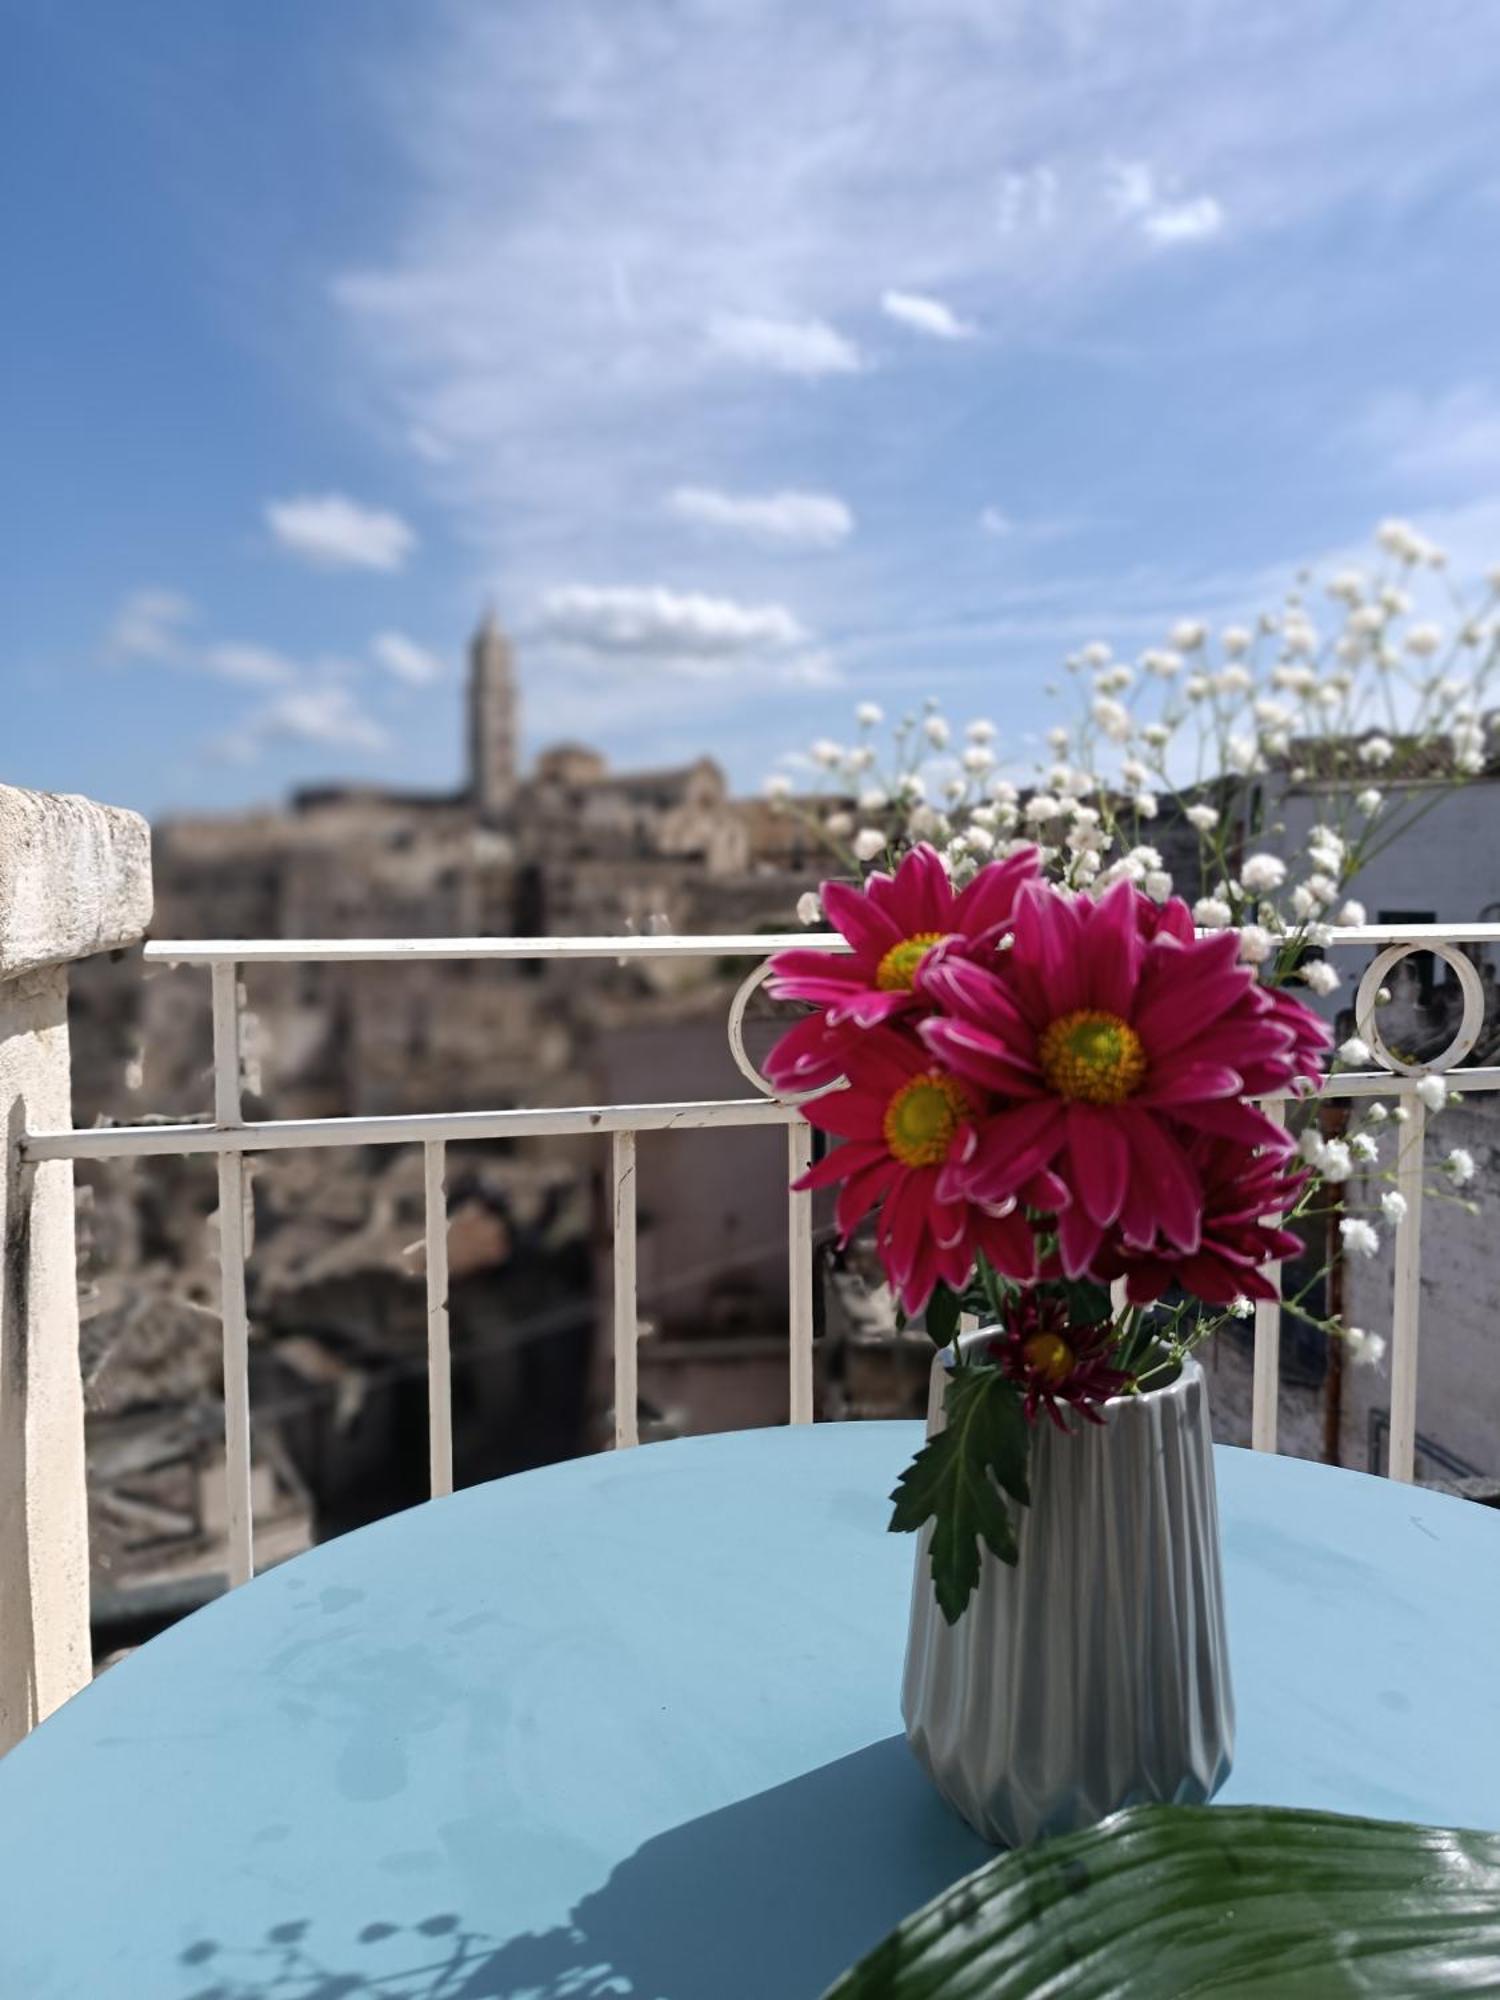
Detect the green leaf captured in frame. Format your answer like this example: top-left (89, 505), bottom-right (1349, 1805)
top-left (922, 1283), bottom-right (961, 1351)
top-left (821, 1804), bottom-right (1500, 1999)
top-left (889, 1368), bottom-right (1032, 1623)
top-left (1058, 1276), bottom-right (1112, 1327)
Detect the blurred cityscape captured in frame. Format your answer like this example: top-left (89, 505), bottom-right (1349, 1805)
top-left (68, 613), bottom-right (1500, 1659)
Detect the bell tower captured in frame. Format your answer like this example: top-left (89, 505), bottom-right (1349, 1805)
top-left (468, 609), bottom-right (518, 819)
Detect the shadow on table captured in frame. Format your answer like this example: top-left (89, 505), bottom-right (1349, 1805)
top-left (175, 1734), bottom-right (990, 1999)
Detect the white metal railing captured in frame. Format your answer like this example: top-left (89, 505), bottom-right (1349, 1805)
top-left (19, 922), bottom-right (1500, 1592)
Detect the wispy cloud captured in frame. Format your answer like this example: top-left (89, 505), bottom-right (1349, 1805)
top-left (106, 587), bottom-right (194, 663)
top-left (1357, 384), bottom-right (1500, 487)
top-left (667, 486), bottom-right (854, 548)
top-left (201, 643), bottom-right (298, 687)
top-left (880, 290), bottom-right (976, 340)
top-left (216, 683), bottom-right (389, 763)
top-left (371, 629), bottom-right (445, 684)
top-left (1105, 161), bottom-right (1225, 247)
top-left (265, 493), bottom-right (416, 572)
top-left (706, 313), bottom-right (863, 378)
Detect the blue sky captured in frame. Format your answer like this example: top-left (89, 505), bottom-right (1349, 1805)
top-left (6, 0), bottom-right (1500, 818)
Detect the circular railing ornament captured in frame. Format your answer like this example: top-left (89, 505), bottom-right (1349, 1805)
top-left (1352, 941), bottom-right (1485, 1076)
top-left (726, 959), bottom-right (843, 1105)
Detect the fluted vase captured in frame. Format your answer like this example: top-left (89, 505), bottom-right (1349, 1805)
top-left (901, 1346), bottom-right (1234, 1848)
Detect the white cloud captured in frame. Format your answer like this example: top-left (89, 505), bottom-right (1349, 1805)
top-left (1358, 384), bottom-right (1500, 486)
top-left (534, 584), bottom-right (806, 666)
top-left (264, 493), bottom-right (416, 571)
top-left (107, 588), bottom-right (193, 662)
top-left (706, 312), bottom-right (863, 378)
top-left (235, 685), bottom-right (389, 758)
top-left (371, 630), bottom-right (446, 684)
top-left (667, 486), bottom-right (854, 548)
top-left (201, 643), bottom-right (299, 687)
top-left (880, 289), bottom-right (976, 340)
top-left (1142, 196), bottom-right (1225, 245)
top-left (1105, 161), bottom-right (1225, 247)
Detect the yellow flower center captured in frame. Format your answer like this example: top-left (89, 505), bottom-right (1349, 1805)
top-left (875, 931), bottom-right (947, 992)
top-left (1038, 1008), bottom-right (1147, 1104)
top-left (883, 1071), bottom-right (971, 1167)
top-left (1022, 1332), bottom-right (1075, 1386)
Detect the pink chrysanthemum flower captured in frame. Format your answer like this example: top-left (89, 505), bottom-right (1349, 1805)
top-left (1089, 1138), bottom-right (1309, 1306)
top-left (920, 879), bottom-right (1321, 1277)
top-left (791, 1026), bottom-right (1062, 1313)
top-left (763, 844), bottom-right (1039, 1092)
top-left (984, 1295), bottom-right (1130, 1430)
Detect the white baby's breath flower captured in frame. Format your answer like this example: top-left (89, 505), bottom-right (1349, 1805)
top-left (1381, 1189), bottom-right (1408, 1222)
top-left (825, 811), bottom-right (854, 838)
top-left (1328, 567), bottom-right (1366, 604)
top-left (1141, 722), bottom-right (1172, 747)
top-left (1132, 790), bottom-right (1158, 818)
top-left (1141, 648), bottom-right (1184, 678)
top-left (1320, 1139), bottom-right (1354, 1184)
top-left (1445, 1146), bottom-right (1477, 1185)
top-left (1185, 675), bottom-right (1211, 702)
top-left (1145, 869), bottom-right (1173, 902)
top-left (1226, 735), bottom-right (1261, 773)
top-left (1417, 1074), bottom-right (1448, 1112)
top-left (962, 744), bottom-right (996, 773)
top-left (963, 825), bottom-right (996, 857)
top-left (811, 738), bottom-right (843, 767)
top-left (796, 890), bottom-right (822, 926)
top-left (858, 787), bottom-right (889, 813)
top-left (764, 774), bottom-right (793, 800)
top-left (1046, 725), bottom-right (1070, 753)
top-left (1304, 960), bottom-right (1341, 996)
top-left (924, 715), bottom-right (951, 749)
top-left (1366, 1102), bottom-right (1389, 1124)
top-left (1344, 1326), bottom-right (1387, 1369)
top-left (1340, 1217), bottom-right (1380, 1257)
top-left (1351, 1132), bottom-right (1379, 1163)
top-left (1221, 625), bottom-right (1252, 656)
top-left (1356, 788), bottom-right (1382, 815)
top-left (1238, 924), bottom-right (1273, 965)
top-left (1171, 618), bottom-right (1207, 650)
top-left (1024, 793), bottom-right (1064, 823)
top-left (1229, 1297), bottom-right (1254, 1319)
top-left (1186, 803), bottom-right (1219, 832)
top-left (1404, 623), bottom-right (1443, 657)
top-left (1335, 900), bottom-right (1366, 928)
top-left (898, 773), bottom-right (926, 802)
top-left (1080, 641), bottom-right (1112, 668)
top-left (1360, 734), bottom-right (1395, 767)
top-left (1240, 853), bottom-right (1287, 893)
top-left (856, 702), bottom-right (884, 727)
top-left (967, 717), bottom-right (997, 743)
top-left (1338, 1036), bottom-right (1372, 1067)
top-left (1216, 665), bottom-right (1254, 695)
top-left (1194, 896), bottom-right (1233, 929)
top-left (1091, 696), bottom-right (1131, 742)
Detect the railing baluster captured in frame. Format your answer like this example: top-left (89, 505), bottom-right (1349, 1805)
top-left (423, 1140), bottom-right (453, 1498)
top-left (788, 1124), bottom-right (815, 1424)
top-left (1388, 1088), bottom-right (1426, 1482)
top-left (210, 963), bottom-right (254, 1589)
top-left (1251, 1098), bottom-right (1287, 1454)
top-left (612, 1131), bottom-right (638, 1449)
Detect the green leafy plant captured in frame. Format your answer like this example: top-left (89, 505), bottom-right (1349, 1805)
top-left (821, 1803), bottom-right (1500, 1998)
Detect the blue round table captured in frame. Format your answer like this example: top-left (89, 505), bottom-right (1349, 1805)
top-left (2, 1425), bottom-right (1498, 1999)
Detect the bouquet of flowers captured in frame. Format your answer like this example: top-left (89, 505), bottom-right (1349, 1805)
top-left (766, 844), bottom-right (1330, 1620)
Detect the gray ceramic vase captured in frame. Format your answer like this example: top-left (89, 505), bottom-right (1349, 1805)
top-left (901, 1344), bottom-right (1234, 1848)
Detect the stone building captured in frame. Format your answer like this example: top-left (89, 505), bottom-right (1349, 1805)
top-left (69, 615), bottom-right (835, 1643)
